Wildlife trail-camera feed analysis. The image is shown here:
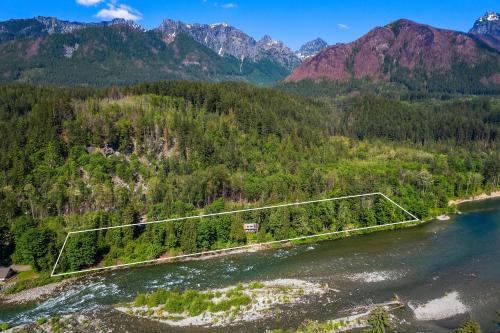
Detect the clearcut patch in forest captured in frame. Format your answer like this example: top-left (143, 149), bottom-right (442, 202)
top-left (51, 193), bottom-right (419, 276)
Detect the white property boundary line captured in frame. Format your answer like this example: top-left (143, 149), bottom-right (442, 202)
top-left (51, 192), bottom-right (419, 277)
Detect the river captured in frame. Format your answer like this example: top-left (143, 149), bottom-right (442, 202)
top-left (1, 199), bottom-right (500, 332)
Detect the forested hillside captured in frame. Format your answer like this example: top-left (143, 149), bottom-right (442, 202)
top-left (0, 82), bottom-right (498, 276)
top-left (0, 23), bottom-right (291, 87)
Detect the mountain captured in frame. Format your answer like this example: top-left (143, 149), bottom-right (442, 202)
top-left (156, 19), bottom-right (300, 70)
top-left (469, 11), bottom-right (500, 51)
top-left (0, 16), bottom-right (142, 43)
top-left (285, 19), bottom-right (500, 93)
top-left (295, 38), bottom-right (328, 60)
top-left (2, 16), bottom-right (499, 90)
top-left (0, 17), bottom-right (293, 86)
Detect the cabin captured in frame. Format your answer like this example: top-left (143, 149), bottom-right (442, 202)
top-left (243, 223), bottom-right (259, 233)
top-left (0, 267), bottom-right (14, 282)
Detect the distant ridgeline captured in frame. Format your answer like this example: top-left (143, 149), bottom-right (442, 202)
top-left (285, 16), bottom-right (500, 95)
top-left (0, 14), bottom-right (498, 93)
top-left (0, 17), bottom-right (300, 87)
top-left (0, 82), bottom-right (498, 273)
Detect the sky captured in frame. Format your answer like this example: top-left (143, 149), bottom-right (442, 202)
top-left (0, 0), bottom-right (498, 50)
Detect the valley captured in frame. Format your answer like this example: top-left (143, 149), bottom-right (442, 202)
top-left (0, 5), bottom-right (499, 332)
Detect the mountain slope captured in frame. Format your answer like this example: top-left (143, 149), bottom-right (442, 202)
top-left (156, 19), bottom-right (300, 70)
top-left (295, 38), bottom-right (328, 60)
top-left (0, 16), bottom-right (142, 43)
top-left (469, 11), bottom-right (500, 52)
top-left (286, 19), bottom-right (500, 93)
top-left (0, 19), bottom-right (291, 86)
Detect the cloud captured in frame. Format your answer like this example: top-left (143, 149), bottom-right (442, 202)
top-left (337, 23), bottom-right (349, 29)
top-left (96, 3), bottom-right (142, 21)
top-left (76, 0), bottom-right (103, 6)
top-left (221, 3), bottom-right (237, 8)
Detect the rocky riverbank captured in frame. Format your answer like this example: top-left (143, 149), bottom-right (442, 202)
top-left (116, 279), bottom-right (330, 327)
top-left (272, 300), bottom-right (405, 333)
top-left (449, 190), bottom-right (500, 206)
top-left (0, 278), bottom-right (75, 304)
top-left (3, 313), bottom-right (107, 333)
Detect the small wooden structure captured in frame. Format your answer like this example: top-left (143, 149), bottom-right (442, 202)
top-left (0, 266), bottom-right (14, 282)
top-left (243, 223), bottom-right (259, 233)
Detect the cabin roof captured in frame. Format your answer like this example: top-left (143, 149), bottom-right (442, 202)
top-left (0, 266), bottom-right (13, 278)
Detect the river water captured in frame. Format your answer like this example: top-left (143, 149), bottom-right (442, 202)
top-left (1, 199), bottom-right (499, 332)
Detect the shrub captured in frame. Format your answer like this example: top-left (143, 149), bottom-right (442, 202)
top-left (249, 281), bottom-right (265, 289)
top-left (164, 292), bottom-right (185, 313)
top-left (454, 318), bottom-right (482, 333)
top-left (187, 297), bottom-right (210, 316)
top-left (133, 293), bottom-right (146, 307)
top-left (209, 295), bottom-right (251, 312)
top-left (36, 317), bottom-right (47, 325)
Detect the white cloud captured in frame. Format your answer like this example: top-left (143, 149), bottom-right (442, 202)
top-left (76, 0), bottom-right (103, 6)
top-left (337, 23), bottom-right (349, 29)
top-left (221, 3), bottom-right (237, 8)
top-left (96, 3), bottom-right (142, 21)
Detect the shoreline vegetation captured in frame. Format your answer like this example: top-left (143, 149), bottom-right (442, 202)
top-left (114, 279), bottom-right (404, 330)
top-left (116, 279), bottom-right (329, 327)
top-left (49, 192), bottom-right (414, 277)
top-left (1, 190), bottom-right (499, 305)
top-left (0, 220), bottom-right (412, 304)
top-left (449, 190), bottom-right (500, 206)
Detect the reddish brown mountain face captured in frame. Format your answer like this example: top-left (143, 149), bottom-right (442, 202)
top-left (285, 19), bottom-right (499, 83)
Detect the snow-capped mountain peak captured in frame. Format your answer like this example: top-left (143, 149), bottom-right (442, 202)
top-left (295, 38), bottom-right (329, 60)
top-left (485, 12), bottom-right (499, 21)
top-left (476, 11), bottom-right (499, 23)
top-left (210, 22), bottom-right (229, 28)
top-left (469, 11), bottom-right (500, 51)
top-left (156, 19), bottom-right (300, 70)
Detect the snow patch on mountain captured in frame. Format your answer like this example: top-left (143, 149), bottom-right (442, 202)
top-left (295, 38), bottom-right (329, 60)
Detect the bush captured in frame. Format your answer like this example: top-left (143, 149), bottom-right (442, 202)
top-left (0, 323), bottom-right (9, 331)
top-left (36, 317), bottom-right (47, 325)
top-left (209, 294), bottom-right (251, 312)
top-left (187, 297), bottom-right (210, 316)
top-left (363, 307), bottom-right (391, 333)
top-left (454, 318), bottom-right (482, 333)
top-left (164, 292), bottom-right (185, 313)
top-left (133, 293), bottom-right (146, 307)
top-left (248, 281), bottom-right (265, 289)
top-left (133, 284), bottom-right (255, 317)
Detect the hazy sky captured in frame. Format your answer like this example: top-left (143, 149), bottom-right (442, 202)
top-left (0, 0), bottom-right (498, 49)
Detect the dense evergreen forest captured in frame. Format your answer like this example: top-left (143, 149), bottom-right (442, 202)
top-left (0, 82), bottom-right (498, 276)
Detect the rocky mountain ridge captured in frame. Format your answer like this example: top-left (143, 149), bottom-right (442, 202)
top-left (0, 16), bottom-right (142, 43)
top-left (295, 38), bottom-right (329, 60)
top-left (0, 13), bottom-right (498, 92)
top-left (469, 11), bottom-right (500, 51)
top-left (285, 17), bottom-right (499, 93)
top-left (156, 19), bottom-right (300, 70)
